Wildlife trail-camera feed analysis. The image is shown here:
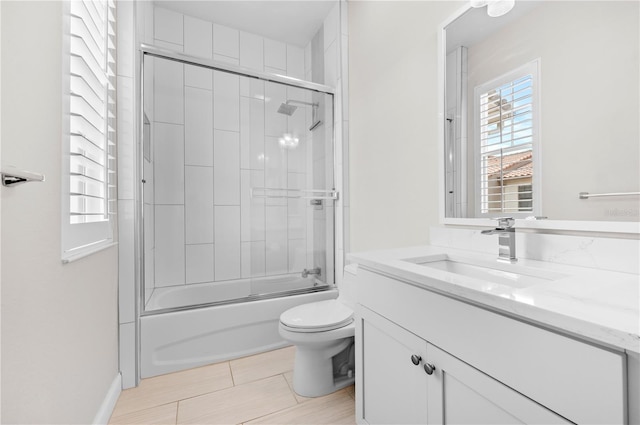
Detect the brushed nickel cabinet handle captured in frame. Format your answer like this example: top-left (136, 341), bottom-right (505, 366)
top-left (424, 363), bottom-right (436, 375)
top-left (411, 355), bottom-right (422, 366)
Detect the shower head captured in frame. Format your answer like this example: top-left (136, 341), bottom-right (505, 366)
top-left (277, 103), bottom-right (298, 116)
top-left (277, 100), bottom-right (322, 131)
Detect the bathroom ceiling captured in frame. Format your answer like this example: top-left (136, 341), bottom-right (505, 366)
top-left (154, 0), bottom-right (338, 47)
top-left (446, 1), bottom-right (541, 53)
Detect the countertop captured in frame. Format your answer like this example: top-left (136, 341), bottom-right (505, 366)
top-left (349, 245), bottom-right (640, 354)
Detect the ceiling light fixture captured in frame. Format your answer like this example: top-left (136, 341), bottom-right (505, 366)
top-left (470, 0), bottom-right (515, 18)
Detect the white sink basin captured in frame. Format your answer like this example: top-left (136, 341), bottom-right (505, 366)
top-left (404, 254), bottom-right (567, 289)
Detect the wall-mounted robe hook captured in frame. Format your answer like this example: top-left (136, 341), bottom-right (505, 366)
top-left (1, 166), bottom-right (45, 187)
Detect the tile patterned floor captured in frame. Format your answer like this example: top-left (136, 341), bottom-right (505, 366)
top-left (109, 346), bottom-right (356, 425)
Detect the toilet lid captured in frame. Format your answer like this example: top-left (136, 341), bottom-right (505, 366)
top-left (280, 300), bottom-right (353, 332)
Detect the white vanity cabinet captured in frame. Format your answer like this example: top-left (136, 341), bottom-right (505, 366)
top-left (360, 306), bottom-right (570, 424)
top-left (355, 268), bottom-right (627, 425)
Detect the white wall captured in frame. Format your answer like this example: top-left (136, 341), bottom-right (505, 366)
top-left (1, 2), bottom-right (119, 423)
top-left (348, 1), bottom-right (463, 252)
top-left (465, 1), bottom-right (639, 222)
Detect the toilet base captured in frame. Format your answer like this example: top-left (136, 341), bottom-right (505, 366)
top-left (292, 337), bottom-right (355, 397)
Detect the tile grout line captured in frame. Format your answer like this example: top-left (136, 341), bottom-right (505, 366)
top-left (281, 372), bottom-right (303, 405)
top-left (228, 361), bottom-right (236, 387)
top-left (110, 400), bottom-right (178, 422)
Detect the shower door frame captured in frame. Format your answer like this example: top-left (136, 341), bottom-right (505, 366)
top-left (137, 43), bottom-right (338, 317)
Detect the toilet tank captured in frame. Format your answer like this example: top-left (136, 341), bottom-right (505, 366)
top-left (338, 264), bottom-right (358, 310)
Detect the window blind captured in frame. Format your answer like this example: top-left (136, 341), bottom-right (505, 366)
top-left (477, 71), bottom-right (535, 215)
top-left (69, 0), bottom-right (116, 224)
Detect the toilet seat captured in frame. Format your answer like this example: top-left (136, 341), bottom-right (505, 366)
top-left (280, 299), bottom-right (353, 332)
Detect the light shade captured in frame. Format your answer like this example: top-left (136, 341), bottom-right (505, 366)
top-left (470, 0), bottom-right (489, 7)
top-left (278, 133), bottom-right (299, 149)
top-left (487, 0), bottom-right (515, 17)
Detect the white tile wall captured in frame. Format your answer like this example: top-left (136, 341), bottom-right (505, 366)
top-left (213, 72), bottom-right (240, 131)
top-left (185, 166), bottom-right (214, 244)
top-left (155, 205), bottom-right (185, 286)
top-left (185, 86), bottom-right (214, 166)
top-left (153, 39), bottom-right (183, 52)
top-left (154, 58), bottom-right (184, 124)
top-left (287, 45), bottom-right (305, 79)
top-left (264, 39), bottom-right (286, 71)
top-left (240, 32), bottom-right (264, 71)
top-left (288, 238), bottom-right (307, 273)
top-left (118, 200), bottom-right (136, 324)
top-left (119, 322), bottom-right (136, 389)
top-left (266, 206), bottom-right (288, 274)
top-left (186, 244), bottom-right (215, 284)
top-left (116, 76), bottom-right (135, 200)
top-left (265, 136), bottom-right (287, 200)
top-left (145, 6), bottom-right (342, 296)
top-left (287, 172), bottom-right (306, 240)
top-left (214, 130), bottom-right (241, 205)
top-left (324, 40), bottom-right (338, 87)
top-left (240, 98), bottom-right (251, 169)
top-left (154, 123), bottom-right (184, 204)
top-left (323, 3), bottom-right (339, 52)
top-left (249, 170), bottom-right (266, 242)
top-left (240, 76), bottom-right (265, 101)
top-left (117, 0), bottom-right (135, 79)
top-left (214, 54), bottom-right (240, 66)
top-left (213, 24), bottom-right (239, 58)
top-left (154, 7), bottom-right (183, 44)
top-left (215, 206), bottom-right (242, 280)
top-left (249, 98), bottom-right (266, 170)
top-left (250, 240), bottom-right (266, 277)
top-left (240, 170), bottom-right (256, 242)
top-left (264, 83), bottom-right (286, 137)
top-left (185, 64), bottom-right (212, 90)
top-left (184, 16), bottom-right (212, 59)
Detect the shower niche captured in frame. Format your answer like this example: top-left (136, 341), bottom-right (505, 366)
top-left (141, 51), bottom-right (336, 313)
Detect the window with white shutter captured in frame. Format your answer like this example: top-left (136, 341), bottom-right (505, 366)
top-left (62, 0), bottom-right (117, 261)
top-left (474, 61), bottom-right (540, 217)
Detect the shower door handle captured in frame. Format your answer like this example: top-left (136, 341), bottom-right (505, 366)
top-left (251, 187), bottom-right (339, 201)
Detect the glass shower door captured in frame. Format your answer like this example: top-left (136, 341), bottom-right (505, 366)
top-left (141, 52), bottom-right (335, 313)
top-left (245, 79), bottom-right (335, 297)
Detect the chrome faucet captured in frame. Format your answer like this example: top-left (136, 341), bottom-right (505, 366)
top-left (302, 267), bottom-right (321, 278)
top-left (481, 217), bottom-right (517, 263)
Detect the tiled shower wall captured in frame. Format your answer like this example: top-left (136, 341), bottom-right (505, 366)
top-left (143, 7), bottom-right (337, 297)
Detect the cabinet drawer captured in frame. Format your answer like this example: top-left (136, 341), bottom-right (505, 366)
top-left (357, 268), bottom-right (626, 424)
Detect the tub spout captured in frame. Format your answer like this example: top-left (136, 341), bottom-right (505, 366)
top-left (302, 268), bottom-right (321, 278)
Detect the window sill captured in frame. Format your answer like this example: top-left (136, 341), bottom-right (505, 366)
top-left (62, 240), bottom-right (118, 264)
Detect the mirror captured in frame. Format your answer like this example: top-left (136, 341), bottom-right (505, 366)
top-left (442, 1), bottom-right (639, 223)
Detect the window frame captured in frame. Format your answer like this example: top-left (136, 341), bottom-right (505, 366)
top-left (61, 0), bottom-right (117, 262)
top-left (473, 60), bottom-right (541, 219)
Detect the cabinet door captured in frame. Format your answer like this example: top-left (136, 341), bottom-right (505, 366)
top-left (360, 308), bottom-right (428, 424)
top-left (426, 344), bottom-right (572, 425)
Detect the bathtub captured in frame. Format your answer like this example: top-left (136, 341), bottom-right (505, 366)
top-left (145, 274), bottom-right (324, 311)
top-left (140, 283), bottom-right (338, 378)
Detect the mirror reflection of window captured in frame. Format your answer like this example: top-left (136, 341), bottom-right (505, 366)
top-left (474, 61), bottom-right (539, 217)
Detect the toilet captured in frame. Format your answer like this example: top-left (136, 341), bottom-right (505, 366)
top-left (279, 264), bottom-right (358, 397)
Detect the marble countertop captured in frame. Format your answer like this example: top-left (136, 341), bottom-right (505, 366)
top-left (349, 245), bottom-right (640, 354)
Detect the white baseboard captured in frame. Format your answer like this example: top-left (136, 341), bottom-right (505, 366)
top-left (93, 373), bottom-right (122, 425)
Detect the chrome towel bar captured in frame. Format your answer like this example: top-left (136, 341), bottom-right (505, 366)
top-left (579, 191), bottom-right (640, 199)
